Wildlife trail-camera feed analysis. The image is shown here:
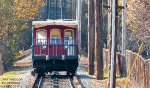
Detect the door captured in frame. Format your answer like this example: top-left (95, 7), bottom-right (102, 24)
top-left (50, 29), bottom-right (62, 56)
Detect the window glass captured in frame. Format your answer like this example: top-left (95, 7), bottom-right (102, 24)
top-left (50, 29), bottom-right (61, 45)
top-left (64, 29), bottom-right (74, 45)
top-left (64, 29), bottom-right (75, 56)
top-left (36, 30), bottom-right (46, 45)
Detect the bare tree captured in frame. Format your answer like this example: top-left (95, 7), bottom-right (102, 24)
top-left (0, 50), bottom-right (4, 75)
top-left (88, 0), bottom-right (95, 75)
top-left (94, 0), bottom-right (103, 80)
top-left (126, 0), bottom-right (150, 59)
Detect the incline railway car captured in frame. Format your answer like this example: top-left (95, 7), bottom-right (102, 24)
top-left (31, 20), bottom-right (79, 76)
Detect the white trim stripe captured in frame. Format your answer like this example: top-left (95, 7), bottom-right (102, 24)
top-left (32, 20), bottom-right (78, 26)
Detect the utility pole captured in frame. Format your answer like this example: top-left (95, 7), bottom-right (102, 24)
top-left (121, 0), bottom-right (126, 54)
top-left (121, 0), bottom-right (127, 77)
top-left (110, 0), bottom-right (118, 87)
top-left (109, 0), bottom-right (116, 87)
top-left (77, 0), bottom-right (82, 52)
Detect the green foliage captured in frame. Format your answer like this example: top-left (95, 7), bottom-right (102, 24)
top-left (8, 36), bottom-right (18, 65)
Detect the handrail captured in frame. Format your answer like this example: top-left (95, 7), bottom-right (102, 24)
top-left (32, 38), bottom-right (78, 57)
top-left (34, 38), bottom-right (77, 45)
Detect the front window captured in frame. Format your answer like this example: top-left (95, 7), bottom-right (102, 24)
top-left (36, 30), bottom-right (47, 45)
top-left (50, 29), bottom-right (61, 45)
top-left (64, 29), bottom-right (75, 56)
top-left (64, 29), bottom-right (74, 45)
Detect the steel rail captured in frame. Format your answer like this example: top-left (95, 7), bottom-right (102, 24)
top-left (32, 74), bottom-right (43, 88)
top-left (76, 74), bottom-right (85, 88)
top-left (37, 76), bottom-right (43, 88)
top-left (33, 72), bottom-right (85, 88)
top-left (68, 74), bottom-right (85, 88)
top-left (69, 77), bottom-right (75, 88)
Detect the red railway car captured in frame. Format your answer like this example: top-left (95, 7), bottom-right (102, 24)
top-left (32, 20), bottom-right (79, 76)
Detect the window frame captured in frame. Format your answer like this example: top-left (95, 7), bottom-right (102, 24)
top-left (36, 29), bottom-right (47, 45)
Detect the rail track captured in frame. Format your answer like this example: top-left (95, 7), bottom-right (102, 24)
top-left (32, 74), bottom-right (43, 88)
top-left (32, 72), bottom-right (85, 88)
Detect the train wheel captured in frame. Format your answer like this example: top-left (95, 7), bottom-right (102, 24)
top-left (67, 71), bottom-right (70, 76)
top-left (39, 72), bottom-right (45, 77)
top-left (70, 75), bottom-right (73, 79)
top-left (31, 71), bottom-right (35, 76)
top-left (71, 72), bottom-right (75, 76)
